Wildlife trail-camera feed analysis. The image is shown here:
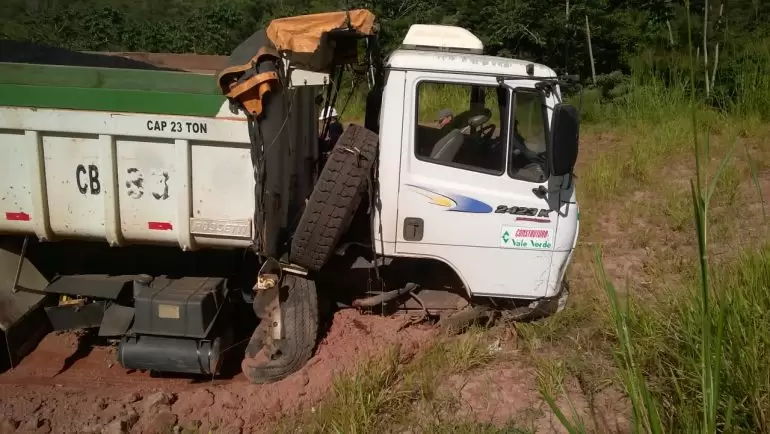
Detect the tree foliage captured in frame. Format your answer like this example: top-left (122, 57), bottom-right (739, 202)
top-left (1, 0), bottom-right (769, 105)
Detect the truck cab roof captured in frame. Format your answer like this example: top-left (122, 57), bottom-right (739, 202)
top-left (388, 22), bottom-right (556, 79)
top-left (385, 49), bottom-right (557, 79)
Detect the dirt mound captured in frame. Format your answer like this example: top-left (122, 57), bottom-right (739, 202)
top-left (0, 40), bottom-right (173, 71)
top-left (0, 309), bottom-right (434, 433)
top-left (0, 40), bottom-right (227, 74)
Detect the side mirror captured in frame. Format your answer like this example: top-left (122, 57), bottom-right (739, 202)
top-left (548, 103), bottom-right (580, 176)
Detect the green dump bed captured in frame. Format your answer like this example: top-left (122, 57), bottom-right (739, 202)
top-left (0, 40), bottom-right (228, 117)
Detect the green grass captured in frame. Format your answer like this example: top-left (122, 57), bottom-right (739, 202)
top-left (632, 246), bottom-right (770, 431)
top-left (420, 422), bottom-right (535, 434)
top-left (284, 327), bottom-right (500, 434)
top-left (535, 209), bottom-right (770, 432)
top-left (720, 39), bottom-right (770, 121)
top-left (538, 246), bottom-right (770, 432)
top-left (539, 2), bottom-right (768, 433)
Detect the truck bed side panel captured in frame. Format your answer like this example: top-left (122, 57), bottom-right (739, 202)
top-left (0, 107), bottom-right (256, 249)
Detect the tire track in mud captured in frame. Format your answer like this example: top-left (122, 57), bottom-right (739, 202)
top-left (0, 310), bottom-right (436, 434)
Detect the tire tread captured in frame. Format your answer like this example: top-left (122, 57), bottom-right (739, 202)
top-left (290, 125), bottom-right (379, 271)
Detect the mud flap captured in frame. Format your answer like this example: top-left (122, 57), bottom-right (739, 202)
top-left (0, 238), bottom-right (53, 371)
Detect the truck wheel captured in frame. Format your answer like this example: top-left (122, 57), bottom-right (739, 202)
top-left (241, 274), bottom-right (318, 384)
top-left (290, 125), bottom-right (379, 272)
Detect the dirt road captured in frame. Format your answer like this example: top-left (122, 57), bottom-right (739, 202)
top-left (0, 309), bottom-right (434, 434)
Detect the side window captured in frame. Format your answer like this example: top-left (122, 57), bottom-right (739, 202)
top-left (509, 91), bottom-right (549, 183)
top-left (414, 82), bottom-right (507, 175)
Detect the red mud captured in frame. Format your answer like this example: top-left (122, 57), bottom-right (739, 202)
top-left (0, 309), bottom-right (435, 434)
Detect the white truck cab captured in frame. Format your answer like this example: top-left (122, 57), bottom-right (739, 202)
top-left (375, 25), bottom-right (579, 301)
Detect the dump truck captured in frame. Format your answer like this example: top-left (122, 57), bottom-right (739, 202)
top-left (0, 10), bottom-right (580, 383)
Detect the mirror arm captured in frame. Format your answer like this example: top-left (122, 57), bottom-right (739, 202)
top-left (563, 172), bottom-right (575, 190)
top-left (532, 185), bottom-right (568, 199)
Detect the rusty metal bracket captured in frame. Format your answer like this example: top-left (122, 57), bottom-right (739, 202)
top-left (253, 257), bottom-right (283, 342)
top-left (262, 286), bottom-right (282, 342)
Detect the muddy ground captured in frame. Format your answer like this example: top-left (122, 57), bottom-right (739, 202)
top-left (0, 309), bottom-right (435, 434)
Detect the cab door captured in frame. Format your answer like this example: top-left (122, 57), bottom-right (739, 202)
top-left (395, 72), bottom-right (560, 299)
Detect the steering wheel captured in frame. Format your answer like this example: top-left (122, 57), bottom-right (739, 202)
top-left (463, 113), bottom-right (500, 156)
top-left (480, 124), bottom-right (495, 140)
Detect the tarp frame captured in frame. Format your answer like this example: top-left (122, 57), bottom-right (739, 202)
top-left (213, 9), bottom-right (380, 257)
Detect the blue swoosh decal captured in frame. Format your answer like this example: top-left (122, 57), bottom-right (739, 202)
top-left (406, 184), bottom-right (493, 213)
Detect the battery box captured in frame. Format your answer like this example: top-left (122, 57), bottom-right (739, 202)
top-left (132, 276), bottom-right (227, 339)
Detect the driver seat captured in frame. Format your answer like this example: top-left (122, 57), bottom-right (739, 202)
top-left (429, 129), bottom-right (464, 163)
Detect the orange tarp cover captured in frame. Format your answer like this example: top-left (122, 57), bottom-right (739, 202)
top-left (217, 9), bottom-right (376, 118)
top-left (266, 9), bottom-right (376, 54)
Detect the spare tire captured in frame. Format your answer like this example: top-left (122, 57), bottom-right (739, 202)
top-left (290, 125), bottom-right (379, 272)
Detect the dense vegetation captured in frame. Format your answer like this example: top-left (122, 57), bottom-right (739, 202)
top-left (1, 0), bottom-right (769, 118)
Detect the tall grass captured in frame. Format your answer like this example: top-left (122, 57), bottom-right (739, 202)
top-left (541, 0), bottom-right (769, 432)
top-left (725, 39), bottom-right (770, 120)
top-left (632, 247), bottom-right (770, 431)
top-left (569, 245), bottom-right (770, 432)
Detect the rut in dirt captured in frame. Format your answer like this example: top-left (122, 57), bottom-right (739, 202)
top-left (0, 309), bottom-right (435, 434)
